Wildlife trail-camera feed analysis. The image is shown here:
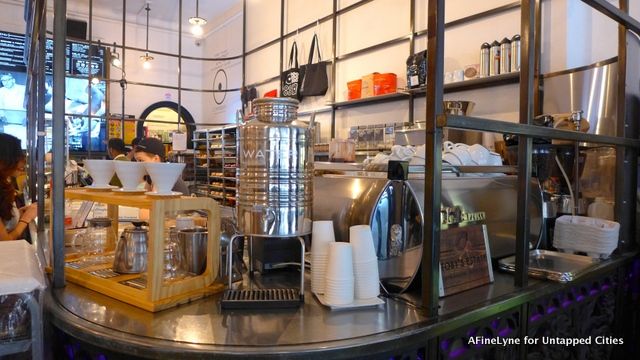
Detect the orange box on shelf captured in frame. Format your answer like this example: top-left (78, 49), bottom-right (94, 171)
top-left (347, 79), bottom-right (362, 100)
top-left (373, 73), bottom-right (397, 96)
top-left (361, 73), bottom-right (376, 98)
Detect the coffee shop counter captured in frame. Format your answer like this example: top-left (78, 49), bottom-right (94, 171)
top-left (43, 242), bottom-right (638, 359)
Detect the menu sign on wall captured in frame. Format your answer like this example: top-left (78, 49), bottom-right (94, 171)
top-left (0, 30), bottom-right (105, 76)
top-left (68, 42), bottom-right (104, 76)
top-left (0, 31), bottom-right (28, 72)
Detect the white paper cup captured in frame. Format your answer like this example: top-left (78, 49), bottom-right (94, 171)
top-left (312, 221), bottom-right (336, 255)
top-left (84, 159), bottom-right (115, 187)
top-left (325, 278), bottom-right (355, 305)
top-left (353, 257), bottom-right (380, 299)
top-left (349, 225), bottom-right (377, 263)
top-left (326, 242), bottom-right (354, 280)
top-left (311, 256), bottom-right (330, 294)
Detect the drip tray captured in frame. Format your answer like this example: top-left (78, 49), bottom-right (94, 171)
top-left (221, 288), bottom-right (302, 309)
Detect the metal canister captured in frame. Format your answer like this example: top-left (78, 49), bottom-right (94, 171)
top-left (500, 37), bottom-right (511, 74)
top-left (237, 97), bottom-right (314, 237)
top-left (511, 34), bottom-right (521, 72)
top-left (479, 42), bottom-right (491, 77)
top-left (489, 40), bottom-right (501, 76)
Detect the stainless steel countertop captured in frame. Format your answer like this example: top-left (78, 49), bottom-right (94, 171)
top-left (49, 271), bottom-right (425, 346)
top-left (44, 237), bottom-right (635, 358)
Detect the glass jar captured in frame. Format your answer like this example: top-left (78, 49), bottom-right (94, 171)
top-left (73, 217), bottom-right (116, 264)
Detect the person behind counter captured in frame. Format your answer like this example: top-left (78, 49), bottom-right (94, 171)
top-left (134, 137), bottom-right (189, 195)
top-left (127, 137), bottom-right (141, 161)
top-left (108, 138), bottom-right (129, 187)
top-left (0, 133), bottom-right (38, 241)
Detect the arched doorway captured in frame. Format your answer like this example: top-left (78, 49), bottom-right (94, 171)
top-left (137, 101), bottom-right (196, 149)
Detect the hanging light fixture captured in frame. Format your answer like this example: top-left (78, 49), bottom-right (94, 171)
top-left (140, 2), bottom-right (154, 69)
top-left (189, 0), bottom-right (207, 36)
top-left (110, 42), bottom-right (121, 68)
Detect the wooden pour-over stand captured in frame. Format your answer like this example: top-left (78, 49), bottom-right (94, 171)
top-left (58, 188), bottom-right (224, 312)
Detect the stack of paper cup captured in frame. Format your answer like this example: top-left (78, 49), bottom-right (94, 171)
top-left (311, 221), bottom-right (335, 294)
top-left (350, 225), bottom-right (380, 299)
top-left (324, 243), bottom-right (355, 305)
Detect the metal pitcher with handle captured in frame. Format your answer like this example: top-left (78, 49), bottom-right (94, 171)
top-left (113, 221), bottom-right (148, 274)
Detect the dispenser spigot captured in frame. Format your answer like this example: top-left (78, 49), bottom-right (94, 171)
top-left (569, 110), bottom-right (583, 131)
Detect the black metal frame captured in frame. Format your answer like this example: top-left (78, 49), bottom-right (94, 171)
top-left (424, 0), bottom-right (640, 320)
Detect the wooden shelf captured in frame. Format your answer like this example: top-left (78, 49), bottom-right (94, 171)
top-left (66, 188), bottom-right (154, 209)
top-left (62, 189), bottom-right (224, 312)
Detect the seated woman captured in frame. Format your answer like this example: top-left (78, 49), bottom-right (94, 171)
top-left (134, 137), bottom-right (190, 195)
top-left (0, 133), bottom-right (38, 241)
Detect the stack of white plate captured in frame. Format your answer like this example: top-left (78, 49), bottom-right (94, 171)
top-left (554, 215), bottom-right (620, 259)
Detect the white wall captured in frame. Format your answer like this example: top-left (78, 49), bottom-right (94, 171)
top-left (0, 0), bottom-right (244, 127)
top-left (242, 0), bottom-right (638, 146)
top-left (201, 5), bottom-right (244, 126)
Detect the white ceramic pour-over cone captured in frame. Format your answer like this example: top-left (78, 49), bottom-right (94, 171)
top-left (84, 160), bottom-right (115, 187)
top-left (143, 162), bottom-right (186, 194)
top-left (114, 161), bottom-right (146, 190)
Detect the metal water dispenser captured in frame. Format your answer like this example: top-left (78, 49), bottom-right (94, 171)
top-left (222, 98), bottom-right (314, 309)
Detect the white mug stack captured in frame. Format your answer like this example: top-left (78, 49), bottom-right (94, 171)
top-left (324, 242), bottom-right (355, 305)
top-left (442, 141), bottom-right (502, 166)
top-left (350, 225), bottom-right (380, 300)
top-left (311, 220), bottom-right (335, 294)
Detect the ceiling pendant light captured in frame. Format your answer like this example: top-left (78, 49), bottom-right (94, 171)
top-left (110, 42), bottom-right (122, 68)
top-left (189, 0), bottom-right (207, 36)
top-left (140, 2), bottom-right (154, 69)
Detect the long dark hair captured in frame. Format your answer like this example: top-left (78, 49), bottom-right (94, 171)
top-left (0, 133), bottom-right (24, 221)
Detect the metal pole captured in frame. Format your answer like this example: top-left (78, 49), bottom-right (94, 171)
top-left (330, 0), bottom-right (337, 139)
top-left (121, 0), bottom-right (126, 137)
top-left (178, 0), bottom-right (183, 130)
top-left (408, 0), bottom-right (415, 125)
top-left (87, 0), bottom-right (93, 156)
top-left (242, 0), bottom-right (246, 91)
top-left (52, 0), bottom-right (68, 288)
top-left (423, 0), bottom-right (444, 318)
top-left (614, 0), bottom-right (637, 250)
top-left (37, 0), bottom-right (46, 232)
top-left (514, 0), bottom-right (536, 288)
top-left (26, 0), bottom-right (41, 202)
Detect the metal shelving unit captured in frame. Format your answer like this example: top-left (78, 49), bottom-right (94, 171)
top-left (192, 126), bottom-right (238, 207)
top-left (242, 0), bottom-right (524, 135)
top-left (421, 0), bottom-right (640, 333)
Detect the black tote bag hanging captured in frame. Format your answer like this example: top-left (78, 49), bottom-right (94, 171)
top-left (281, 41), bottom-right (304, 100)
top-left (300, 34), bottom-right (329, 97)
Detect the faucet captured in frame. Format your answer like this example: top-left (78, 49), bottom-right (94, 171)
top-left (569, 110), bottom-right (583, 131)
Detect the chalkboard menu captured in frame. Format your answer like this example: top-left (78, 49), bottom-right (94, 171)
top-left (0, 31), bottom-right (27, 72)
top-left (0, 30), bottom-right (105, 76)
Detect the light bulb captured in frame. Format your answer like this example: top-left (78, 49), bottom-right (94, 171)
top-left (191, 24), bottom-right (204, 37)
top-left (111, 57), bottom-right (121, 68)
top-left (91, 77), bottom-right (100, 85)
top-left (140, 53), bottom-right (154, 70)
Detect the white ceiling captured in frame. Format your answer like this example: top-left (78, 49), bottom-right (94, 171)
top-left (66, 0), bottom-right (241, 34)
